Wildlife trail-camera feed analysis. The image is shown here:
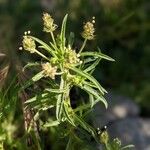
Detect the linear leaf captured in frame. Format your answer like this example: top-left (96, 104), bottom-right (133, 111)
top-left (83, 81), bottom-right (97, 88)
top-left (84, 58), bottom-right (101, 73)
top-left (32, 71), bottom-right (44, 82)
top-left (56, 77), bottom-right (65, 120)
top-left (83, 57), bottom-right (97, 64)
top-left (68, 67), bottom-right (107, 94)
top-left (23, 62), bottom-right (40, 71)
top-left (74, 104), bottom-right (90, 113)
top-left (60, 14), bottom-right (68, 49)
top-left (80, 52), bottom-right (115, 61)
top-left (43, 120), bottom-right (60, 127)
top-left (20, 71), bottom-right (44, 90)
top-left (25, 93), bottom-right (48, 104)
top-left (29, 36), bottom-right (56, 57)
top-left (63, 103), bottom-right (75, 126)
top-left (74, 114), bottom-right (98, 142)
top-left (45, 88), bottom-right (65, 94)
top-left (82, 84), bottom-right (108, 108)
top-left (89, 94), bottom-right (94, 108)
top-left (66, 137), bottom-right (73, 150)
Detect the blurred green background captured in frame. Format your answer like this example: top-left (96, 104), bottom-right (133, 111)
top-left (0, 0), bottom-right (150, 115)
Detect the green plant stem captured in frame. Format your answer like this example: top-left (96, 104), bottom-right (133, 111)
top-left (50, 32), bottom-right (57, 47)
top-left (34, 49), bottom-right (50, 61)
top-left (79, 39), bottom-right (87, 54)
top-left (105, 143), bottom-right (111, 150)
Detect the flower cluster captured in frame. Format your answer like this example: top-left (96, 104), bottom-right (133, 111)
top-left (65, 46), bottom-right (80, 64)
top-left (99, 130), bottom-right (109, 145)
top-left (42, 62), bottom-right (57, 79)
top-left (81, 18), bottom-right (95, 40)
top-left (42, 13), bottom-right (57, 32)
top-left (22, 32), bottom-right (36, 53)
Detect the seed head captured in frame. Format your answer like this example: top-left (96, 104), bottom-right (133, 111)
top-left (42, 62), bottom-right (57, 79)
top-left (65, 46), bottom-right (80, 65)
top-left (99, 131), bottom-right (109, 145)
top-left (81, 20), bottom-right (95, 40)
top-left (22, 35), bottom-right (36, 53)
top-left (43, 13), bottom-right (57, 32)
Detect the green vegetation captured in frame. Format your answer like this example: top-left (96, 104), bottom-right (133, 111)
top-left (0, 13), bottom-right (134, 149)
top-left (0, 0), bottom-right (149, 112)
top-left (0, 0), bottom-right (149, 149)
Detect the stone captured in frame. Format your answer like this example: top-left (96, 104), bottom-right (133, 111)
top-left (92, 91), bottom-right (140, 127)
top-left (107, 118), bottom-right (150, 150)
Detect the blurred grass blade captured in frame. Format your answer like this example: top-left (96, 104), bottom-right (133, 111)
top-left (121, 145), bottom-right (135, 150)
top-left (20, 71), bottom-right (44, 90)
top-left (66, 136), bottom-right (73, 150)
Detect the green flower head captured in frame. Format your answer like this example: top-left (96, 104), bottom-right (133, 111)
top-left (22, 34), bottom-right (36, 53)
top-left (81, 18), bottom-right (95, 40)
top-left (43, 13), bottom-right (57, 32)
top-left (42, 62), bottom-right (57, 79)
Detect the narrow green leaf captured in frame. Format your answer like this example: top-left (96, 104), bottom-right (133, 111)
top-left (83, 81), bottom-right (97, 88)
top-left (74, 57), bottom-right (97, 67)
top-left (29, 36), bottom-right (56, 57)
top-left (66, 137), bottom-right (73, 150)
top-left (60, 14), bottom-right (68, 49)
top-left (74, 114), bottom-right (98, 142)
top-left (83, 57), bottom-right (97, 64)
top-left (49, 42), bottom-right (60, 55)
top-left (68, 67), bottom-right (107, 94)
top-left (32, 71), bottom-right (44, 82)
top-left (63, 103), bottom-right (76, 126)
top-left (74, 104), bottom-right (90, 113)
top-left (80, 52), bottom-right (115, 61)
top-left (89, 94), bottom-right (94, 108)
top-left (82, 84), bottom-right (108, 108)
top-left (43, 120), bottom-right (60, 127)
top-left (45, 88), bottom-right (65, 94)
top-left (84, 58), bottom-right (101, 73)
top-left (20, 71), bottom-right (44, 90)
top-left (56, 77), bottom-right (65, 120)
top-left (25, 93), bottom-right (48, 104)
top-left (23, 62), bottom-right (40, 71)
